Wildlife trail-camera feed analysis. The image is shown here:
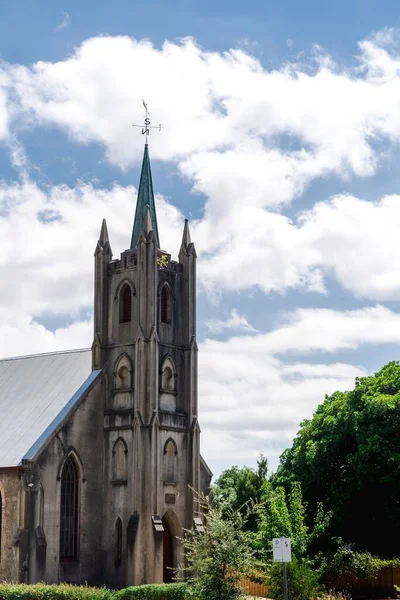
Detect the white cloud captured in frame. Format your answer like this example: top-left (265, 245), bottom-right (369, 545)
top-left (3, 33), bottom-right (400, 298)
top-left (0, 317), bottom-right (92, 358)
top-left (0, 177), bottom-right (183, 322)
top-left (199, 303), bottom-right (400, 469)
top-left (1, 31), bottom-right (400, 472)
top-left (55, 13), bottom-right (71, 31)
top-left (205, 309), bottom-right (258, 333)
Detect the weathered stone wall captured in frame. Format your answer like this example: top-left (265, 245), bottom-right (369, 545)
top-left (29, 374), bottom-right (105, 585)
top-left (0, 469), bottom-right (23, 582)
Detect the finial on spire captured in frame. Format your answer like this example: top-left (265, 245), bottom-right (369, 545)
top-left (99, 218), bottom-right (109, 244)
top-left (181, 219), bottom-right (192, 249)
top-left (94, 217), bottom-right (112, 257)
top-left (132, 100), bottom-right (161, 145)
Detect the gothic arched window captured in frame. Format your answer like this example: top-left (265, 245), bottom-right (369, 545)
top-left (115, 518), bottom-right (122, 564)
top-left (60, 455), bottom-right (79, 561)
top-left (119, 284), bottom-right (132, 323)
top-left (112, 438), bottom-right (128, 483)
top-left (163, 439), bottom-right (178, 482)
top-left (114, 354), bottom-right (132, 391)
top-left (160, 284), bottom-right (172, 324)
top-left (161, 358), bottom-right (176, 392)
top-left (0, 491), bottom-right (2, 563)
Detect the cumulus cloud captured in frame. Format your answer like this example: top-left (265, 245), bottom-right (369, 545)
top-left (3, 32), bottom-right (400, 298)
top-left (0, 30), bottom-right (400, 470)
top-left (196, 193), bottom-right (400, 300)
top-left (0, 177), bottom-right (183, 321)
top-left (205, 309), bottom-right (258, 333)
top-left (199, 304), bottom-right (400, 468)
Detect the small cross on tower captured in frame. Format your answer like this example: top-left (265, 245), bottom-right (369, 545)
top-left (132, 100), bottom-right (161, 144)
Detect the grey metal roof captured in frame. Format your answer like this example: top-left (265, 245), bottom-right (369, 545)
top-left (0, 348), bottom-right (98, 468)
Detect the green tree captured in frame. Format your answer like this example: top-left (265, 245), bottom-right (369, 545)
top-left (178, 494), bottom-right (256, 600)
top-left (257, 481), bottom-right (331, 561)
top-left (273, 361), bottom-right (400, 556)
top-left (213, 454), bottom-right (269, 532)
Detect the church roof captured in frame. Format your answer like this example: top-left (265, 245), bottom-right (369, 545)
top-left (0, 348), bottom-right (99, 468)
top-left (130, 144), bottom-right (160, 248)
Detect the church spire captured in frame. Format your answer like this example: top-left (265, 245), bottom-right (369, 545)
top-left (181, 219), bottom-right (191, 249)
top-left (100, 218), bottom-right (109, 245)
top-left (130, 144), bottom-right (160, 249)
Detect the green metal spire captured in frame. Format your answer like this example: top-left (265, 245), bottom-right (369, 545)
top-left (130, 144), bottom-right (160, 248)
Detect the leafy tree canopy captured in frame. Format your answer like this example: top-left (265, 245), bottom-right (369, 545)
top-left (213, 454), bottom-right (268, 531)
top-left (273, 361), bottom-right (400, 556)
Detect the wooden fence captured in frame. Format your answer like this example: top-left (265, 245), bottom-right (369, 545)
top-left (238, 575), bottom-right (269, 598)
top-left (327, 566), bottom-right (400, 597)
top-left (237, 567), bottom-right (400, 598)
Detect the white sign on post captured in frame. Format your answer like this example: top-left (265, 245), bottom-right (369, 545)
top-left (272, 537), bottom-right (292, 562)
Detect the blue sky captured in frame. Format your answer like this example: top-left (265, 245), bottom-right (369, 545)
top-left (1, 1), bottom-right (400, 476)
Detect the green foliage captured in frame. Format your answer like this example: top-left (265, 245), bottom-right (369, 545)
top-left (177, 493), bottom-right (256, 600)
top-left (0, 584), bottom-right (113, 600)
top-left (321, 539), bottom-right (400, 581)
top-left (274, 361), bottom-right (400, 556)
top-left (213, 455), bottom-right (269, 532)
top-left (257, 481), bottom-right (331, 561)
top-left (115, 583), bottom-right (188, 600)
top-left (268, 558), bottom-right (322, 600)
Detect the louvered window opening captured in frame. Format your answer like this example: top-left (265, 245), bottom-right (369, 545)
top-left (121, 285), bottom-right (132, 323)
top-left (161, 286), bottom-right (170, 324)
top-left (60, 456), bottom-right (79, 561)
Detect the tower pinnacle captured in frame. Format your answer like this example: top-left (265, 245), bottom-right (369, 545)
top-left (130, 144), bottom-right (160, 249)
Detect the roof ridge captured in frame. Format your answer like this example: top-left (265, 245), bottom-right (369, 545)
top-left (0, 347), bottom-right (91, 362)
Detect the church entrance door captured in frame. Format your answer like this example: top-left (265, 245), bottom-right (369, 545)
top-left (162, 516), bottom-right (174, 583)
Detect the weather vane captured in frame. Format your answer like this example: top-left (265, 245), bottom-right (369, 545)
top-left (132, 100), bottom-right (161, 144)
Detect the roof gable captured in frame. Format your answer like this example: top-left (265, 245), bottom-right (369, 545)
top-left (0, 348), bottom-right (95, 467)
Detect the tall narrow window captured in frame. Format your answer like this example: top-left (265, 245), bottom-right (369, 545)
top-left (60, 456), bottom-right (79, 561)
top-left (0, 491), bottom-right (2, 563)
top-left (164, 439), bottom-right (178, 482)
top-left (115, 518), bottom-right (123, 564)
top-left (120, 284), bottom-right (132, 323)
top-left (161, 285), bottom-right (172, 324)
top-left (161, 358), bottom-right (176, 392)
top-left (112, 438), bottom-right (128, 483)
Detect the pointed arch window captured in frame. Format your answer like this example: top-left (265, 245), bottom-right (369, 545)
top-left (161, 358), bottom-right (176, 392)
top-left (112, 438), bottom-right (128, 483)
top-left (115, 518), bottom-right (123, 564)
top-left (164, 439), bottom-right (178, 482)
top-left (120, 284), bottom-right (132, 323)
top-left (161, 285), bottom-right (172, 324)
top-left (114, 354), bottom-right (132, 391)
top-left (60, 455), bottom-right (79, 561)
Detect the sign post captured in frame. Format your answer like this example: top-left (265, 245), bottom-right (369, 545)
top-left (272, 537), bottom-right (292, 600)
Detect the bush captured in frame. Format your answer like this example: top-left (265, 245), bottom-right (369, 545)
top-left (0, 584), bottom-right (113, 600)
top-left (115, 583), bottom-right (188, 600)
top-left (177, 494), bottom-right (256, 600)
top-left (268, 558), bottom-right (322, 600)
top-left (320, 538), bottom-right (400, 583)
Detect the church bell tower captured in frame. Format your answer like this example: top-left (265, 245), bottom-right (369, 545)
top-left (92, 142), bottom-right (203, 586)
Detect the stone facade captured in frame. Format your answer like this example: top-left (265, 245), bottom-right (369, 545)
top-left (0, 469), bottom-right (23, 582)
top-left (0, 145), bottom-right (211, 587)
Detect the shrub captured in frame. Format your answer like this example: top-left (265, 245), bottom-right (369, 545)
top-left (115, 583), bottom-right (188, 600)
top-left (177, 494), bottom-right (256, 600)
top-left (0, 583), bottom-right (113, 600)
top-left (268, 558), bottom-right (322, 600)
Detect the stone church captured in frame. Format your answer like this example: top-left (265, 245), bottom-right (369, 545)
top-left (0, 144), bottom-right (212, 587)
